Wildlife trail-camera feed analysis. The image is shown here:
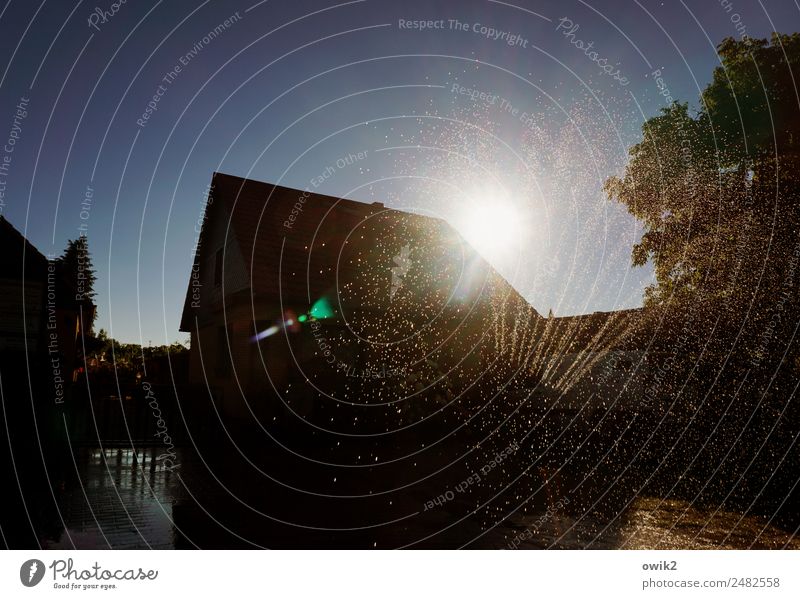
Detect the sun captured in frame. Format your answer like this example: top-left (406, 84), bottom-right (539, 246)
top-left (454, 183), bottom-right (523, 260)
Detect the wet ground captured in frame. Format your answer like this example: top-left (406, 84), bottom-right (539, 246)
top-left (28, 446), bottom-right (799, 550)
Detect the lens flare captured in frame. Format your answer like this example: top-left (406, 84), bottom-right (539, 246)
top-left (252, 325), bottom-right (279, 342)
top-left (310, 297), bottom-right (335, 319)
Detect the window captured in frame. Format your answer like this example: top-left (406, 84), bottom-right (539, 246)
top-left (214, 248), bottom-right (223, 286)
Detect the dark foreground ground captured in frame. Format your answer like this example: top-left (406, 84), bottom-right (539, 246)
top-left (2, 373), bottom-right (798, 549)
top-left (2, 442), bottom-right (797, 550)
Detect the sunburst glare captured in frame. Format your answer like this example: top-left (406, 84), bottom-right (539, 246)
top-left (453, 181), bottom-right (526, 264)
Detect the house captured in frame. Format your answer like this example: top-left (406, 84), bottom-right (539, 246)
top-left (0, 215), bottom-right (51, 357)
top-left (532, 308), bottom-right (654, 413)
top-left (179, 172), bottom-right (542, 429)
top-left (0, 216), bottom-right (92, 393)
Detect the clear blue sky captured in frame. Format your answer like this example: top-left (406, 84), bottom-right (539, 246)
top-left (0, 0), bottom-right (797, 343)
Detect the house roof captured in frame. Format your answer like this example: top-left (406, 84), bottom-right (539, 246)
top-left (0, 215), bottom-right (49, 280)
top-left (548, 308), bottom-right (647, 351)
top-left (179, 172), bottom-right (538, 333)
top-left (219, 172), bottom-right (441, 303)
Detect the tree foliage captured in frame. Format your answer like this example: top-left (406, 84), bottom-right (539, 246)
top-left (57, 235), bottom-right (97, 332)
top-left (605, 33), bottom-right (800, 314)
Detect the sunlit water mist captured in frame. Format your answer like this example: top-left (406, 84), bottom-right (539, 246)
top-left (370, 95), bottom-right (651, 320)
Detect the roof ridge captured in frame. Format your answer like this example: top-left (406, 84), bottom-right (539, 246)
top-left (0, 214), bottom-right (49, 263)
top-left (211, 171), bottom-right (414, 215)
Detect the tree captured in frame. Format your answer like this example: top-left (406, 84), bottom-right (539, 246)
top-left (58, 236), bottom-right (97, 333)
top-left (605, 33), bottom-right (800, 316)
top-left (603, 35), bottom-right (800, 513)
top-left (703, 34), bottom-right (800, 162)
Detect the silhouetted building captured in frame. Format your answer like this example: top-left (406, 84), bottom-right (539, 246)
top-left (0, 215), bottom-right (92, 394)
top-left (534, 308), bottom-right (655, 412)
top-left (179, 173), bottom-right (541, 428)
